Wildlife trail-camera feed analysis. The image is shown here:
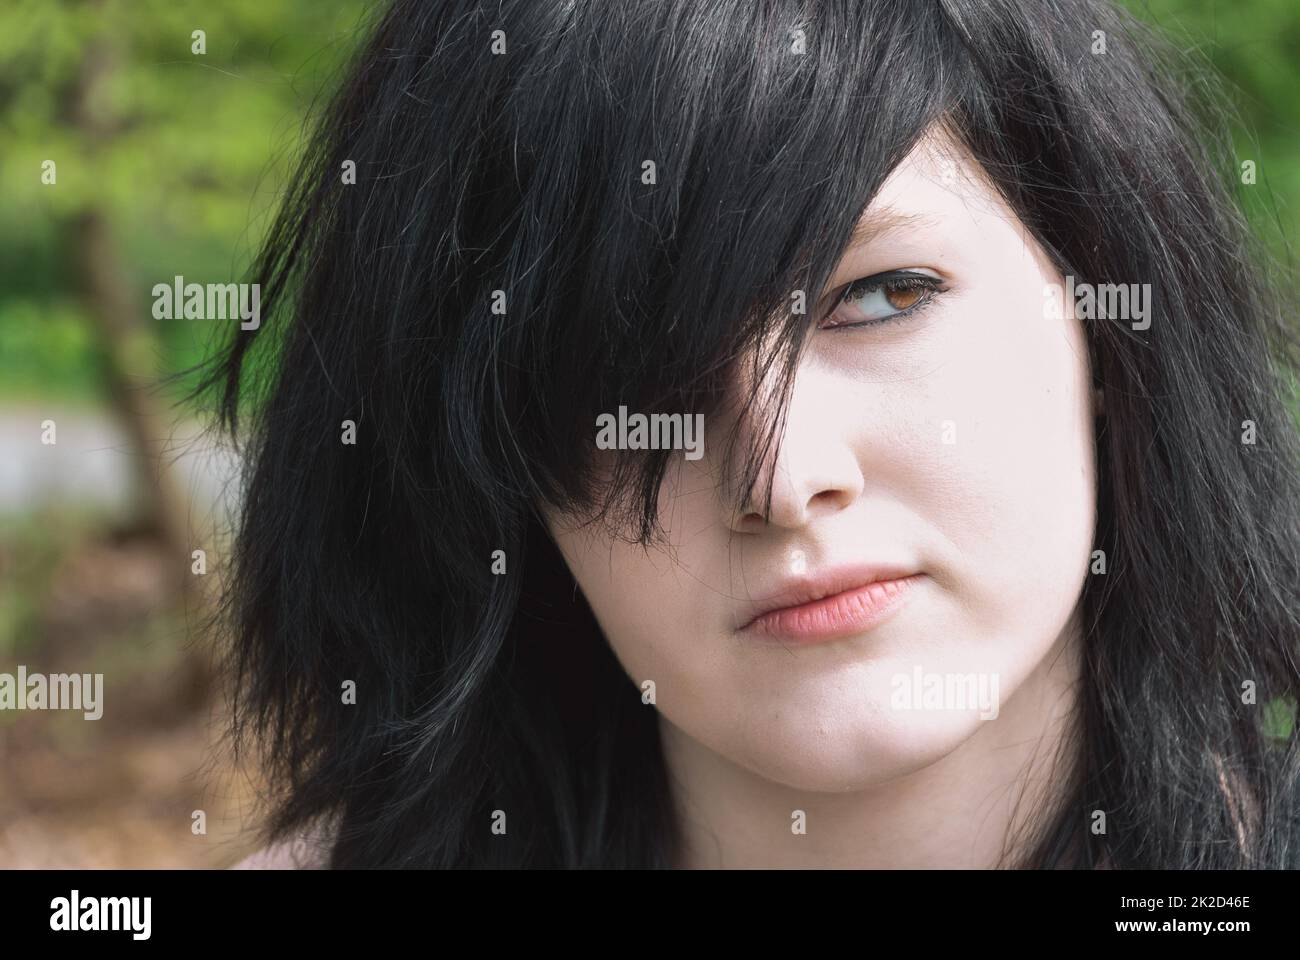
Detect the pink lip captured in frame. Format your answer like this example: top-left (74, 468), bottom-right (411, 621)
top-left (740, 568), bottom-right (923, 643)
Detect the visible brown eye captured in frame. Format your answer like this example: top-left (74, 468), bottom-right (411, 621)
top-left (821, 270), bottom-right (945, 329)
top-left (883, 282), bottom-right (924, 311)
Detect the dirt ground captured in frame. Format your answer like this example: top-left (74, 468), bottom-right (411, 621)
top-left (0, 529), bottom-right (268, 869)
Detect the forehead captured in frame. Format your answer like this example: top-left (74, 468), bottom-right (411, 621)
top-left (847, 129), bottom-right (1011, 246)
top-left (822, 126), bottom-right (1032, 288)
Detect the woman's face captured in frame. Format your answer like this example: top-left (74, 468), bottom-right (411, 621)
top-left (544, 132), bottom-right (1097, 793)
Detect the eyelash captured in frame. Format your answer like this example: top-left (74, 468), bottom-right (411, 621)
top-left (820, 271), bottom-right (946, 330)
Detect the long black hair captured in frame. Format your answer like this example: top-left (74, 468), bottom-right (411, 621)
top-left (197, 0), bottom-right (1300, 867)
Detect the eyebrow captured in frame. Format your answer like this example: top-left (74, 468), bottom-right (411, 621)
top-left (845, 208), bottom-right (937, 249)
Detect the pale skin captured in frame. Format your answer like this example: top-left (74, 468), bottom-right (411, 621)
top-left (234, 127), bottom-right (1099, 869)
top-left (546, 128), bottom-right (1099, 868)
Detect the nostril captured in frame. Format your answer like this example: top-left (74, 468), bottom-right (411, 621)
top-left (809, 489), bottom-right (850, 513)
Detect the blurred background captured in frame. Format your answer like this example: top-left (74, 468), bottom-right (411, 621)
top-left (0, 0), bottom-right (1296, 867)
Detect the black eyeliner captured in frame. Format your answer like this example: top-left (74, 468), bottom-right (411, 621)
top-left (824, 270), bottom-right (946, 329)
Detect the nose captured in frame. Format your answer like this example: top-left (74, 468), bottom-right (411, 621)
top-left (728, 382), bottom-right (865, 533)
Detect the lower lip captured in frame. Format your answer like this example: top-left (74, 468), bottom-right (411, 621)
top-left (743, 575), bottom-right (923, 643)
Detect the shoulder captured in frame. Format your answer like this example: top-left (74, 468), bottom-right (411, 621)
top-left (230, 824), bottom-right (334, 869)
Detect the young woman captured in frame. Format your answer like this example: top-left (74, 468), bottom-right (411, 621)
top-left (210, 0), bottom-right (1300, 868)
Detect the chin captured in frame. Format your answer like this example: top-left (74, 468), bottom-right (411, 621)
top-left (724, 693), bottom-right (994, 794)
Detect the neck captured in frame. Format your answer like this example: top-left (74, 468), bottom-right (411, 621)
top-left (660, 617), bottom-right (1083, 869)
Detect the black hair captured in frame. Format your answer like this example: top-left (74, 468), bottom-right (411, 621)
top-left (197, 0), bottom-right (1300, 867)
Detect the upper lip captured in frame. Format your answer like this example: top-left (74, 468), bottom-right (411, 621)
top-left (736, 563), bottom-right (921, 631)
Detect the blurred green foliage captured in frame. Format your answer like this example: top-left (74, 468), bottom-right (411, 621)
top-left (1130, 0), bottom-right (1300, 271)
top-left (0, 0), bottom-right (1295, 403)
top-left (0, 0), bottom-right (372, 402)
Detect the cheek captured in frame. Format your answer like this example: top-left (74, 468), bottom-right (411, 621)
top-left (905, 267), bottom-right (1096, 641)
top-left (548, 494), bottom-right (723, 704)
